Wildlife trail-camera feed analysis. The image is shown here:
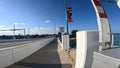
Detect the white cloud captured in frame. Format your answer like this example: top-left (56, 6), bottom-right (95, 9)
top-left (0, 25), bottom-right (20, 35)
top-left (14, 22), bottom-right (19, 25)
top-left (56, 27), bottom-right (60, 33)
top-left (0, 25), bottom-right (5, 29)
top-left (0, 31), bottom-right (13, 35)
top-left (0, 25), bottom-right (53, 35)
top-left (20, 23), bottom-right (25, 25)
top-left (45, 20), bottom-right (51, 23)
top-left (14, 22), bottom-right (25, 25)
top-left (27, 27), bottom-right (52, 35)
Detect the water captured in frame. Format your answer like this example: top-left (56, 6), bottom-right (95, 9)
top-left (70, 38), bottom-right (76, 48)
top-left (60, 33), bottom-right (120, 48)
top-left (113, 33), bottom-right (120, 46)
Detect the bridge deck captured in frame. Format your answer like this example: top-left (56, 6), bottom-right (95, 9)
top-left (0, 39), bottom-right (44, 48)
top-left (6, 39), bottom-right (72, 68)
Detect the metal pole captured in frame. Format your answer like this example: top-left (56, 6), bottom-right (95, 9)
top-left (53, 22), bottom-right (56, 35)
top-left (24, 29), bottom-right (25, 39)
top-left (64, 0), bottom-right (69, 35)
top-left (28, 28), bottom-right (30, 35)
top-left (28, 28), bottom-right (30, 38)
top-left (19, 24), bottom-right (21, 36)
top-left (13, 25), bottom-right (16, 40)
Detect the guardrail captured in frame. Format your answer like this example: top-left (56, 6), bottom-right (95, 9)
top-left (92, 49), bottom-right (120, 68)
top-left (0, 38), bottom-right (54, 68)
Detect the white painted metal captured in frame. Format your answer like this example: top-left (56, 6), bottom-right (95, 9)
top-left (117, 0), bottom-right (120, 8)
top-left (92, 48), bottom-right (120, 68)
top-left (91, 0), bottom-right (112, 48)
top-left (96, 6), bottom-right (105, 13)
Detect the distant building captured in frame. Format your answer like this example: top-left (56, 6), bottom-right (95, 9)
top-left (113, 33), bottom-right (120, 46)
top-left (117, 0), bottom-right (120, 8)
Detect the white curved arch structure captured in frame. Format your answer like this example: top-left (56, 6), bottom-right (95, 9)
top-left (117, 0), bottom-right (120, 8)
top-left (91, 0), bottom-right (112, 50)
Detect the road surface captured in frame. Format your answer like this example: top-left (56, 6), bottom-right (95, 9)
top-left (0, 38), bottom-right (46, 48)
top-left (7, 39), bottom-right (62, 68)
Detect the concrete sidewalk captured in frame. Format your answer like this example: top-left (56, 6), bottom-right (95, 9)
top-left (7, 39), bottom-right (62, 68)
top-left (6, 39), bottom-right (74, 68)
top-left (57, 42), bottom-right (76, 68)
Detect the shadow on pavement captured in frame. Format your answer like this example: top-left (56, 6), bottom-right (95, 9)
top-left (13, 61), bottom-right (71, 68)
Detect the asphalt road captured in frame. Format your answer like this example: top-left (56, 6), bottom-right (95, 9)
top-left (6, 39), bottom-right (62, 68)
top-left (0, 38), bottom-right (46, 48)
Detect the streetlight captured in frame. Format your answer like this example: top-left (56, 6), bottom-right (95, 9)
top-left (27, 28), bottom-right (30, 39)
top-left (19, 23), bottom-right (25, 35)
top-left (13, 23), bottom-right (18, 40)
top-left (53, 22), bottom-right (56, 35)
top-left (45, 20), bottom-right (56, 35)
top-left (13, 22), bottom-right (26, 39)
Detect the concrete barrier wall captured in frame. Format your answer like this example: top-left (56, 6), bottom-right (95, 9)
top-left (0, 49), bottom-right (14, 68)
top-left (75, 31), bottom-right (99, 68)
top-left (57, 35), bottom-right (69, 50)
top-left (0, 38), bottom-right (54, 68)
top-left (62, 35), bottom-right (69, 50)
top-left (92, 48), bottom-right (120, 68)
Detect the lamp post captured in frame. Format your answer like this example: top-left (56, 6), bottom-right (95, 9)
top-left (23, 28), bottom-right (26, 39)
top-left (50, 22), bottom-right (56, 36)
top-left (45, 20), bottom-right (56, 36)
top-left (53, 22), bottom-right (56, 35)
top-left (19, 23), bottom-right (25, 34)
top-left (20, 23), bottom-right (25, 39)
top-left (13, 23), bottom-right (18, 40)
top-left (13, 25), bottom-right (15, 40)
top-left (13, 23), bottom-right (25, 39)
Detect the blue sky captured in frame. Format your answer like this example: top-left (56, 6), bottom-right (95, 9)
top-left (0, 0), bottom-right (120, 35)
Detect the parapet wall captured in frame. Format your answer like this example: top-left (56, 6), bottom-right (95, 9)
top-left (92, 48), bottom-right (120, 68)
top-left (75, 30), bottom-right (99, 68)
top-left (57, 35), bottom-right (69, 50)
top-left (0, 38), bottom-right (54, 68)
top-left (75, 30), bottom-right (120, 68)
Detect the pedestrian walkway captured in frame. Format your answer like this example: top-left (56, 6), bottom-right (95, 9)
top-left (7, 39), bottom-right (62, 68)
top-left (57, 42), bottom-right (75, 68)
